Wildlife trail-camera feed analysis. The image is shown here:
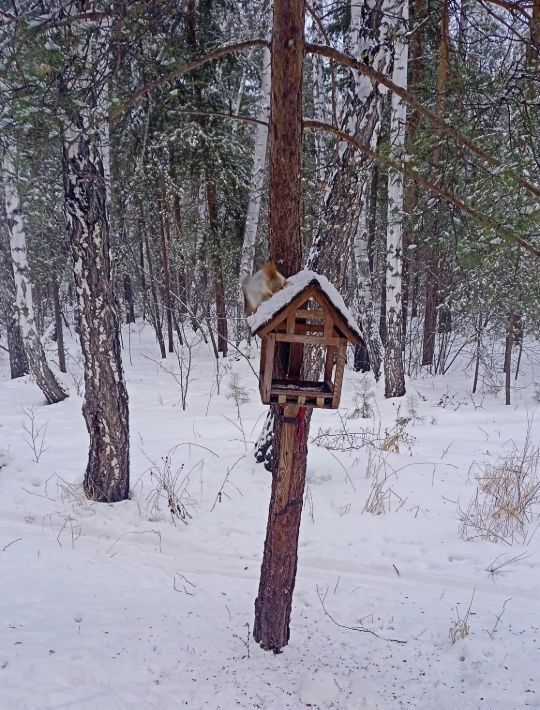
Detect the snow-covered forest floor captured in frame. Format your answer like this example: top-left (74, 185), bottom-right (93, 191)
top-left (1, 325), bottom-right (540, 710)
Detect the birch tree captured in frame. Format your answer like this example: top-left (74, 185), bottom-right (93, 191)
top-left (237, 43), bottom-right (271, 305)
top-left (308, 0), bottom-right (398, 379)
top-left (384, 0), bottom-right (409, 398)
top-left (0, 217), bottom-right (28, 380)
top-left (1, 138), bottom-right (67, 403)
top-left (59, 6), bottom-right (129, 502)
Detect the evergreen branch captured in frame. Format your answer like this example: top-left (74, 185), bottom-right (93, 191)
top-left (304, 119), bottom-right (540, 259)
top-left (305, 42), bottom-right (540, 202)
top-left (110, 39), bottom-right (269, 123)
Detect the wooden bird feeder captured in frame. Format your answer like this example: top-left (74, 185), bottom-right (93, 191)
top-left (247, 271), bottom-right (364, 409)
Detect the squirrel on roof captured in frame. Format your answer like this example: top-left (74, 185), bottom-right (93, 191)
top-left (243, 262), bottom-right (287, 315)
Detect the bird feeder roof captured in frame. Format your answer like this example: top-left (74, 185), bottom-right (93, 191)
top-left (247, 269), bottom-right (363, 345)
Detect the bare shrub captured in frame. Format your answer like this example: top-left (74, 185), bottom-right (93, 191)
top-left (459, 428), bottom-right (540, 545)
top-left (146, 453), bottom-right (193, 525)
top-left (363, 450), bottom-right (407, 515)
top-left (381, 420), bottom-right (415, 454)
top-left (22, 406), bottom-right (49, 463)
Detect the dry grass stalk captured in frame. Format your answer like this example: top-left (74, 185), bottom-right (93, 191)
top-left (459, 426), bottom-right (540, 545)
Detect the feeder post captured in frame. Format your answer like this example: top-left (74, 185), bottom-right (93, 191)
top-left (253, 0), bottom-right (309, 653)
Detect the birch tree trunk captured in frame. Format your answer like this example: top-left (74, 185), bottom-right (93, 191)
top-left (2, 140), bottom-right (67, 403)
top-left (59, 9), bottom-right (129, 502)
top-left (384, 0), bottom-right (409, 399)
top-left (311, 0), bottom-right (327, 186)
top-left (353, 165), bottom-right (382, 379)
top-left (308, 0), bottom-right (396, 376)
top-left (237, 42), bottom-right (271, 320)
top-left (307, 0), bottom-right (398, 286)
top-left (0, 224), bottom-right (28, 379)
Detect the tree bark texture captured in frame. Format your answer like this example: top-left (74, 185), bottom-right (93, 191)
top-left (307, 0), bottom-right (398, 289)
top-left (253, 0), bottom-right (312, 654)
top-left (61, 84), bottom-right (129, 502)
top-left (158, 197), bottom-right (175, 353)
top-left (384, 0), bottom-right (409, 399)
top-left (2, 140), bottom-right (67, 402)
top-left (421, 0), bottom-right (449, 367)
top-left (123, 273), bottom-right (136, 324)
top-left (354, 164), bottom-right (383, 380)
top-left (0, 226), bottom-right (28, 379)
top-left (205, 173), bottom-right (228, 357)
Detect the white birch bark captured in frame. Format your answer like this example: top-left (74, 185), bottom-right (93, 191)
top-left (60, 8), bottom-right (129, 501)
top-left (1, 139), bottom-right (67, 403)
top-left (384, 0), bottom-right (409, 398)
top-left (353, 178), bottom-right (383, 378)
top-left (311, 0), bottom-right (327, 185)
top-left (238, 44), bottom-right (271, 290)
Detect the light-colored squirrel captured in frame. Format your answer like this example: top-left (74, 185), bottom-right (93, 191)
top-left (243, 262), bottom-right (287, 315)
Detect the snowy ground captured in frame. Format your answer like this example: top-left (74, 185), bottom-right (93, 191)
top-left (1, 324), bottom-right (540, 710)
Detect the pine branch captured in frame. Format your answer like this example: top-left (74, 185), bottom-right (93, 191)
top-left (305, 42), bottom-right (540, 202)
top-left (304, 119), bottom-right (540, 259)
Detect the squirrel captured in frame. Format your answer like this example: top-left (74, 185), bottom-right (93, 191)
top-left (243, 261), bottom-right (287, 315)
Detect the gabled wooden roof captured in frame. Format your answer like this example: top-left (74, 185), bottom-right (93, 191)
top-left (247, 271), bottom-right (363, 346)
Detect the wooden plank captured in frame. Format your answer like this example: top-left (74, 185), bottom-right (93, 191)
top-left (287, 313), bottom-right (295, 334)
top-left (276, 322), bottom-right (325, 334)
top-left (271, 386), bottom-right (333, 399)
top-left (274, 405), bottom-right (300, 510)
top-left (316, 397), bottom-right (325, 407)
top-left (278, 394), bottom-right (286, 404)
top-left (324, 312), bottom-right (334, 337)
top-left (295, 309), bottom-right (325, 320)
top-left (261, 334), bottom-right (275, 402)
top-left (332, 340), bottom-right (348, 407)
top-left (324, 345), bottom-right (336, 382)
top-left (275, 333), bottom-right (341, 346)
top-left (298, 395), bottom-right (306, 405)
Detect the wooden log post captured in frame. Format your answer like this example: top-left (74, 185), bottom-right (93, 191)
top-left (254, 404), bottom-right (308, 651)
top-left (253, 0), bottom-right (310, 653)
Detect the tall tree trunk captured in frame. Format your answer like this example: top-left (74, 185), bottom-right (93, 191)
top-left (401, 0), bottom-right (425, 336)
top-left (253, 0), bottom-right (311, 654)
top-left (205, 174), bottom-right (228, 357)
top-left (353, 165), bottom-right (383, 379)
top-left (169, 152), bottom-right (188, 318)
top-left (2, 139), bottom-right (67, 403)
top-left (158, 194), bottom-right (174, 353)
top-left (421, 252), bottom-right (438, 366)
top-left (59, 13), bottom-right (129, 501)
top-left (307, 0), bottom-right (398, 289)
top-left (311, 0), bottom-right (327, 186)
top-left (51, 278), bottom-right (67, 373)
top-left (384, 0), bottom-right (409, 399)
top-left (237, 41), bottom-right (271, 330)
top-left (421, 0), bottom-right (449, 367)
top-left (123, 273), bottom-right (136, 324)
top-left (139, 199), bottom-right (166, 358)
top-left (0, 227), bottom-right (28, 379)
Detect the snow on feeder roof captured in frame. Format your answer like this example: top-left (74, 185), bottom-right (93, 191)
top-left (247, 269), bottom-right (363, 343)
